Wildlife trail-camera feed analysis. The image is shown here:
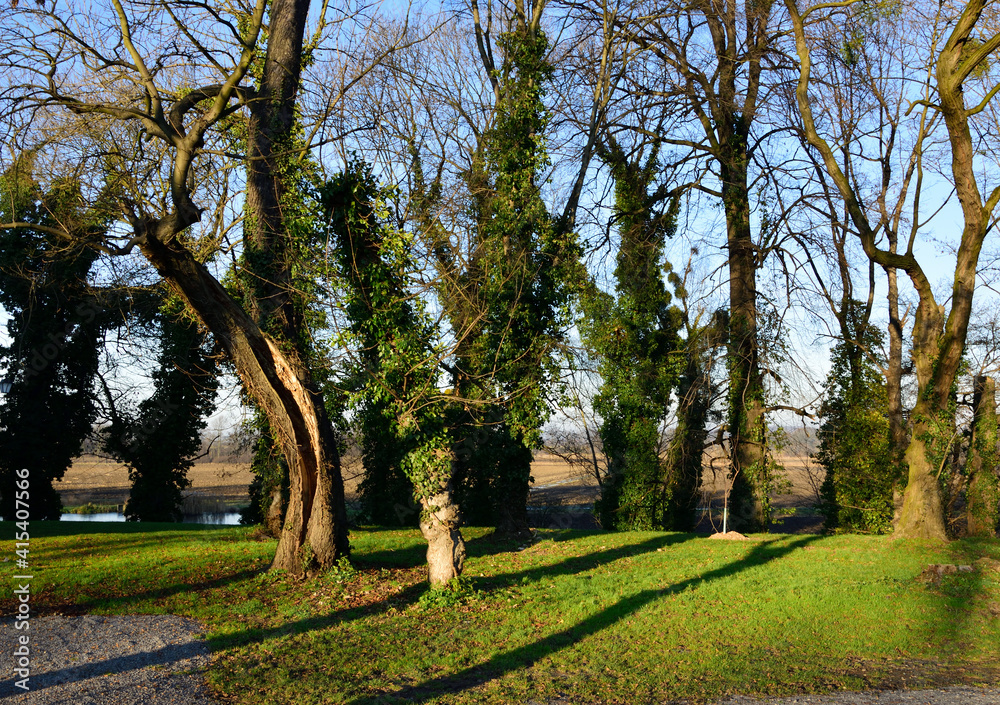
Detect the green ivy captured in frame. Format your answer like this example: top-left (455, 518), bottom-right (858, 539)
top-left (817, 305), bottom-right (900, 534)
top-left (454, 24), bottom-right (579, 533)
top-left (581, 142), bottom-right (686, 531)
top-left (321, 160), bottom-right (455, 528)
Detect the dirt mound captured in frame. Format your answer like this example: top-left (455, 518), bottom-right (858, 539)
top-left (708, 531), bottom-right (750, 541)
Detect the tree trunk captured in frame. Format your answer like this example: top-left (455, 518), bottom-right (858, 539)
top-left (895, 421), bottom-right (947, 540)
top-left (138, 235), bottom-right (349, 573)
top-left (266, 484), bottom-right (286, 537)
top-left (967, 375), bottom-right (1000, 537)
top-left (420, 485), bottom-right (467, 586)
top-left (893, 299), bottom-right (949, 542)
top-left (663, 350), bottom-right (710, 531)
top-left (233, 0), bottom-right (349, 572)
top-left (493, 440), bottom-right (533, 541)
top-left (884, 266), bottom-right (906, 457)
top-left (722, 157), bottom-right (770, 533)
top-left (700, 0), bottom-right (775, 534)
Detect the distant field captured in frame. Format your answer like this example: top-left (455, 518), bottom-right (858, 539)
top-left (57, 460), bottom-right (255, 508)
top-left (57, 454), bottom-right (601, 508)
top-left (57, 452), bottom-right (823, 520)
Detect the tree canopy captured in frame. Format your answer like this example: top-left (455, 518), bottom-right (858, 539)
top-left (2, 0), bottom-right (1000, 582)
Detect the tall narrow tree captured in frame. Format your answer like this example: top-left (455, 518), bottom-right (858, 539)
top-left (463, 1), bottom-right (581, 539)
top-left (325, 161), bottom-right (465, 585)
top-left (617, 0), bottom-right (781, 530)
top-left (0, 165), bottom-right (108, 520)
top-left (583, 139), bottom-right (684, 530)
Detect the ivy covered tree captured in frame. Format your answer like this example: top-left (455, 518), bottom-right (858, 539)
top-left (356, 405), bottom-right (419, 526)
top-left (661, 314), bottom-right (721, 531)
top-left (462, 12), bottom-right (580, 540)
top-left (0, 161), bottom-right (110, 520)
top-left (966, 375), bottom-right (1000, 537)
top-left (816, 305), bottom-right (899, 533)
top-left (324, 161), bottom-right (464, 585)
top-left (101, 299), bottom-right (219, 522)
top-left (582, 141), bottom-right (685, 530)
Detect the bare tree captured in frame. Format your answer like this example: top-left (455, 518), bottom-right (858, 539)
top-left (590, 0), bottom-right (785, 531)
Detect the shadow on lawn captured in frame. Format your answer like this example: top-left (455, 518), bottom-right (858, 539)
top-left (20, 568), bottom-right (267, 618)
top-left (0, 520), bottom-right (233, 539)
top-left (346, 534), bottom-right (820, 705)
top-left (353, 527), bottom-right (602, 569)
top-left (205, 532), bottom-right (696, 652)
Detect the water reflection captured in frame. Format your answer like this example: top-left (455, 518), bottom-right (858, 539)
top-left (61, 511), bottom-right (242, 525)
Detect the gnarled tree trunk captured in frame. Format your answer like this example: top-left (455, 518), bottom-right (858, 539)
top-left (138, 234), bottom-right (349, 574)
top-left (238, 0), bottom-right (349, 572)
top-left (420, 483), bottom-right (467, 586)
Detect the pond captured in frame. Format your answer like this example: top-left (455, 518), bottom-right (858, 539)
top-left (60, 511), bottom-right (243, 525)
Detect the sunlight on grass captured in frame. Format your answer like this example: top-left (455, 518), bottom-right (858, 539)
top-left (2, 522), bottom-right (998, 704)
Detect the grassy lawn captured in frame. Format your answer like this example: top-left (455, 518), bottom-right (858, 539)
top-left (2, 522), bottom-right (999, 704)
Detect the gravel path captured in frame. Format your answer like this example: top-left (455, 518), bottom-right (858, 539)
top-left (0, 614), bottom-right (220, 703)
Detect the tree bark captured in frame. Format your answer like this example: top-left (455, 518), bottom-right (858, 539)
top-left (895, 424), bottom-right (947, 539)
top-left (238, 0), bottom-right (350, 572)
top-left (884, 265), bottom-right (906, 457)
top-left (785, 0), bottom-right (1000, 542)
top-left (694, 0), bottom-right (776, 533)
top-left (722, 155), bottom-right (770, 533)
top-left (138, 233), bottom-right (348, 573)
top-left (420, 484), bottom-right (467, 586)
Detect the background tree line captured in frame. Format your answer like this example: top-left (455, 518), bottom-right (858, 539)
top-left (0, 0), bottom-right (998, 587)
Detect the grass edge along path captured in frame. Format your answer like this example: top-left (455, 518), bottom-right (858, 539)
top-left (2, 522), bottom-right (999, 704)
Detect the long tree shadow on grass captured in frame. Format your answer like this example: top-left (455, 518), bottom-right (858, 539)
top-left (347, 535), bottom-right (820, 705)
top-left (2, 568), bottom-right (268, 618)
top-left (207, 532), bottom-right (696, 651)
top-left (352, 527), bottom-right (600, 569)
top-left (0, 520), bottom-right (235, 539)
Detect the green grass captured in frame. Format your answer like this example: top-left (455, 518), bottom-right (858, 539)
top-left (3, 522), bottom-right (999, 704)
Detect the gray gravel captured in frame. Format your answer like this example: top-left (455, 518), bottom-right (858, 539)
top-left (712, 687), bottom-right (1000, 704)
top-left (0, 614), bottom-right (220, 703)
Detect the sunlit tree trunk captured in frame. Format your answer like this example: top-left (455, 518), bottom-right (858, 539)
top-left (243, 0), bottom-right (349, 574)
